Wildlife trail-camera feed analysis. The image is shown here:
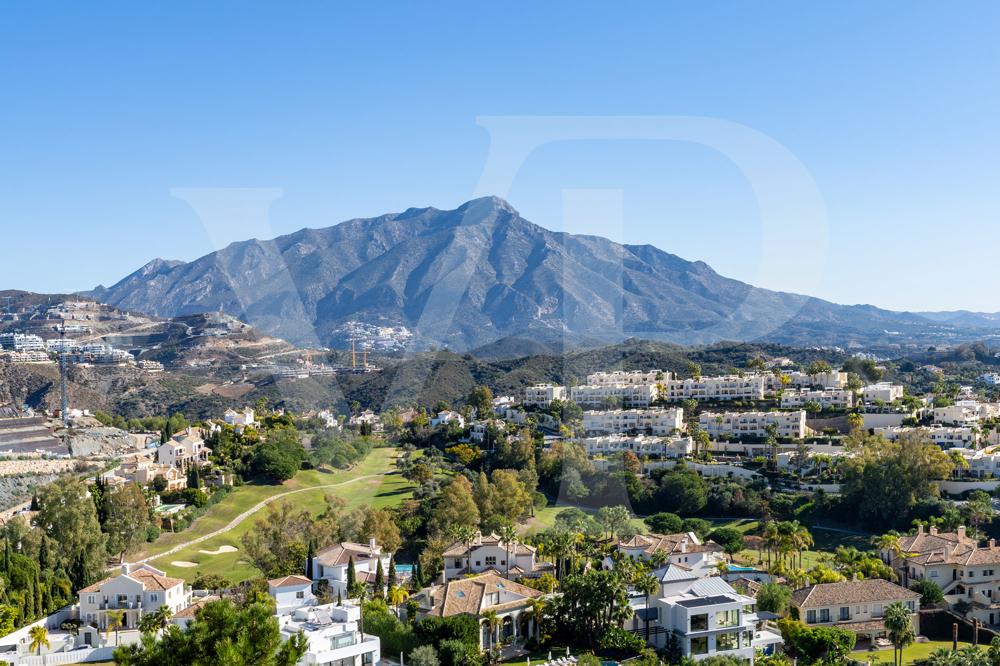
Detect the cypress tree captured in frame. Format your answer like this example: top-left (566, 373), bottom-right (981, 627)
top-left (24, 575), bottom-right (34, 622)
top-left (337, 588), bottom-right (342, 606)
top-left (414, 558), bottom-right (424, 589)
top-left (374, 559), bottom-right (384, 597)
top-left (29, 493), bottom-right (38, 512)
top-left (387, 553), bottom-right (397, 589)
top-left (346, 556), bottom-right (356, 589)
top-left (39, 537), bottom-right (49, 572)
top-left (3, 536), bottom-right (10, 574)
top-left (306, 540), bottom-right (316, 579)
top-left (33, 569), bottom-right (42, 618)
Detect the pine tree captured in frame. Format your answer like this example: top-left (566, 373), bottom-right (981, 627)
top-left (387, 553), bottom-right (397, 589)
top-left (306, 540), bottom-right (316, 579)
top-left (29, 493), bottom-right (38, 512)
top-left (346, 556), bottom-right (356, 589)
top-left (374, 559), bottom-right (384, 597)
top-left (337, 588), bottom-right (342, 606)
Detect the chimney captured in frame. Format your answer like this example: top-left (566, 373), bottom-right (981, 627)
top-left (930, 526), bottom-right (938, 536)
top-left (959, 526), bottom-right (967, 540)
top-left (991, 540), bottom-right (996, 549)
top-left (918, 525), bottom-right (924, 535)
top-left (852, 573), bottom-right (858, 582)
top-left (945, 546), bottom-right (952, 562)
top-left (369, 538), bottom-right (376, 556)
top-left (122, 563), bottom-right (131, 575)
top-left (680, 538), bottom-right (687, 553)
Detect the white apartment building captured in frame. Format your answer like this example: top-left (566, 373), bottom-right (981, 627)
top-left (0, 333), bottom-right (46, 352)
top-left (45, 339), bottom-right (81, 353)
top-left (0, 351), bottom-right (51, 363)
top-left (863, 383), bottom-right (904, 403)
top-left (583, 434), bottom-right (694, 459)
top-left (586, 370), bottom-right (672, 386)
top-left (307, 540), bottom-right (392, 597)
top-left (524, 384), bottom-right (566, 408)
top-left (699, 411), bottom-right (807, 439)
top-left (571, 383), bottom-right (659, 408)
top-left (875, 425), bottom-right (979, 448)
top-left (762, 371), bottom-right (848, 392)
top-left (660, 375), bottom-right (765, 403)
top-left (77, 563), bottom-right (191, 646)
top-left (779, 388), bottom-right (853, 410)
top-left (981, 373), bottom-right (1000, 386)
top-left (933, 402), bottom-right (999, 425)
top-left (582, 407), bottom-right (684, 435)
top-left (157, 428), bottom-right (209, 468)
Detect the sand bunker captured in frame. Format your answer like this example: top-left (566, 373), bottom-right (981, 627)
top-left (171, 561), bottom-right (199, 568)
top-left (199, 546), bottom-right (238, 555)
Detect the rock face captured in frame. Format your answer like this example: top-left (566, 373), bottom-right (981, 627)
top-left (85, 196), bottom-right (968, 350)
top-left (61, 426), bottom-right (136, 457)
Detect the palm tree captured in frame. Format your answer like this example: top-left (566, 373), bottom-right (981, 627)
top-left (872, 533), bottom-right (902, 564)
top-left (482, 610), bottom-right (500, 650)
top-left (950, 450), bottom-right (970, 480)
top-left (958, 645), bottom-right (989, 666)
top-left (926, 647), bottom-right (958, 666)
top-left (884, 601), bottom-right (915, 666)
top-left (152, 605), bottom-right (173, 634)
top-left (847, 412), bottom-right (864, 432)
top-left (138, 613), bottom-right (160, 636)
top-left (105, 609), bottom-right (125, 646)
top-left (634, 572), bottom-right (659, 640)
top-left (650, 549), bottom-right (669, 570)
top-left (499, 525), bottom-right (518, 580)
top-left (349, 581), bottom-right (370, 643)
top-left (28, 626), bottom-right (49, 656)
top-left (987, 636), bottom-right (1000, 666)
top-left (388, 585), bottom-right (409, 620)
top-left (523, 598), bottom-right (546, 641)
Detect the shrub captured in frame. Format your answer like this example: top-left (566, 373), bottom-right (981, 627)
top-left (911, 579), bottom-right (944, 607)
top-left (644, 512), bottom-right (683, 534)
top-left (439, 639), bottom-right (476, 666)
top-left (145, 525), bottom-right (161, 542)
top-left (364, 612), bottom-right (423, 657)
top-left (408, 645), bottom-right (440, 666)
top-left (595, 626), bottom-right (645, 656)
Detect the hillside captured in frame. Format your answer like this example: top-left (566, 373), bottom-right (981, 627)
top-left (83, 197), bottom-right (993, 351)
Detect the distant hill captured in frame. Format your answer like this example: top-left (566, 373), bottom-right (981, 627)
top-left (468, 336), bottom-right (610, 361)
top-left (84, 196), bottom-right (993, 351)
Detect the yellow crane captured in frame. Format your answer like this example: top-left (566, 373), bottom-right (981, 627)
top-left (347, 338), bottom-right (370, 369)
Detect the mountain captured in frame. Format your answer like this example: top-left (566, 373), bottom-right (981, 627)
top-left (84, 197), bottom-right (990, 351)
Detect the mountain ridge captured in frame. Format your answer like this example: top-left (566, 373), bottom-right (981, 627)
top-left (83, 196), bottom-right (991, 350)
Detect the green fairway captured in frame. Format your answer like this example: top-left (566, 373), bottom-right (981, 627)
top-left (142, 447), bottom-right (412, 583)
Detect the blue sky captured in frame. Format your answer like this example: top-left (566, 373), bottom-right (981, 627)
top-left (1, 2), bottom-right (997, 311)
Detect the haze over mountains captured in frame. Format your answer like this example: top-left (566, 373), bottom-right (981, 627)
top-left (87, 197), bottom-right (997, 352)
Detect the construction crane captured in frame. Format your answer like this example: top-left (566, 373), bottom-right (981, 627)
top-left (304, 347), bottom-right (322, 373)
top-left (58, 323), bottom-right (68, 427)
top-left (347, 338), bottom-right (370, 369)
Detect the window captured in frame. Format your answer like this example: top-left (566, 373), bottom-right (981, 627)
top-left (717, 633), bottom-right (739, 651)
top-left (864, 605), bottom-right (868, 614)
top-left (819, 609), bottom-right (830, 623)
top-left (475, 561), bottom-right (481, 567)
top-left (484, 592), bottom-right (500, 606)
top-left (690, 637), bottom-right (708, 655)
top-left (363, 653), bottom-right (375, 665)
top-left (806, 610), bottom-right (816, 624)
top-left (453, 560), bottom-right (462, 568)
top-left (296, 591), bottom-right (305, 599)
top-left (873, 604), bottom-right (883, 618)
top-left (855, 606), bottom-right (860, 614)
top-left (485, 557), bottom-right (497, 566)
top-left (931, 570), bottom-right (939, 578)
top-left (907, 601), bottom-right (915, 611)
top-left (691, 614), bottom-right (708, 631)
top-left (840, 607), bottom-right (850, 621)
top-left (716, 610), bottom-right (738, 628)
top-left (742, 631), bottom-right (751, 648)
top-left (331, 633), bottom-right (355, 649)
top-left (88, 596), bottom-right (95, 605)
top-left (456, 591), bottom-right (466, 597)
top-left (150, 594), bottom-right (158, 603)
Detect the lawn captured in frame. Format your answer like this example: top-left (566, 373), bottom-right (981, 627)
top-left (501, 642), bottom-right (592, 666)
top-left (143, 447), bottom-right (414, 583)
top-left (893, 640), bottom-right (981, 664)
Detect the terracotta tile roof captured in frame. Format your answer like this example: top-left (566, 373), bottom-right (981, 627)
top-left (269, 575), bottom-right (313, 588)
top-left (422, 573), bottom-right (544, 618)
top-left (442, 533), bottom-right (537, 558)
top-left (618, 533), bottom-right (723, 556)
top-left (174, 596), bottom-right (219, 618)
top-left (791, 579), bottom-right (919, 609)
top-left (730, 577), bottom-right (761, 598)
top-left (78, 568), bottom-right (185, 594)
top-left (316, 542), bottom-right (379, 566)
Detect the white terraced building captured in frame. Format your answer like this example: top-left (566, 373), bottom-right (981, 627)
top-left (934, 402), bottom-right (1000, 425)
top-left (586, 370), bottom-right (673, 385)
top-left (582, 408), bottom-right (684, 435)
top-left (699, 411), bottom-right (807, 439)
top-left (571, 383), bottom-right (659, 408)
top-left (0, 333), bottom-right (46, 352)
top-left (584, 434), bottom-right (695, 458)
top-left (779, 388), bottom-right (854, 410)
top-left (524, 384), bottom-right (566, 408)
top-left (763, 371), bottom-right (848, 391)
top-left (874, 425), bottom-right (979, 448)
top-left (659, 375), bottom-right (765, 402)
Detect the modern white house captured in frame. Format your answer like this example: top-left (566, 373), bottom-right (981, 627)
top-left (874, 426), bottom-right (979, 448)
top-left (780, 388), bottom-right (853, 410)
top-left (269, 575), bottom-right (316, 611)
top-left (277, 600), bottom-right (381, 666)
top-left (698, 411), bottom-right (807, 440)
top-left (307, 540), bottom-right (392, 596)
top-left (862, 383), bottom-right (904, 403)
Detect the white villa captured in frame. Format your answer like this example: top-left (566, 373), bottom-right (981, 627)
top-left (223, 407), bottom-right (258, 432)
top-left (874, 425), bottom-right (979, 448)
top-left (157, 428), bottom-right (209, 469)
top-left (611, 533), bottom-right (725, 576)
top-left (863, 383), bottom-right (904, 403)
top-left (307, 540), bottom-right (392, 596)
top-left (442, 532), bottom-right (554, 582)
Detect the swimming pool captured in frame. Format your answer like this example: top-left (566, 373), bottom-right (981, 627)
top-left (726, 565), bottom-right (758, 571)
top-left (395, 564), bottom-right (415, 572)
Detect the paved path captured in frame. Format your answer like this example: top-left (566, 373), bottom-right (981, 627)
top-left (119, 470), bottom-right (395, 569)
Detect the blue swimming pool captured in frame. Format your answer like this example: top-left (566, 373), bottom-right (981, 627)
top-left (726, 565), bottom-right (758, 571)
top-left (395, 565), bottom-right (415, 572)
